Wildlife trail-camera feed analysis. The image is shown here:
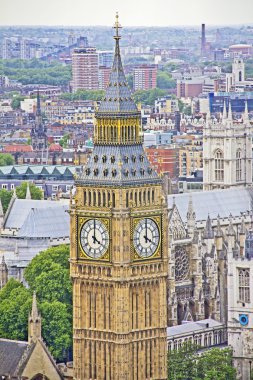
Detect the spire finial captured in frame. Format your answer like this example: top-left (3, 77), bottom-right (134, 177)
top-left (26, 183), bottom-right (31, 200)
top-left (113, 12), bottom-right (122, 40)
top-left (36, 88), bottom-right (41, 116)
top-left (0, 197), bottom-right (3, 218)
top-left (244, 100), bottom-right (249, 123)
top-left (31, 291), bottom-right (39, 319)
top-left (227, 101), bottom-right (232, 121)
top-left (222, 100), bottom-right (227, 120)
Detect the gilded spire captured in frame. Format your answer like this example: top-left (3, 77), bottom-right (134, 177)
top-left (113, 12), bottom-right (122, 40)
top-left (97, 14), bottom-right (138, 116)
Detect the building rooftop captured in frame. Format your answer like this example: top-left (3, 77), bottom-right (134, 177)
top-left (167, 319), bottom-right (224, 338)
top-left (168, 187), bottom-right (253, 222)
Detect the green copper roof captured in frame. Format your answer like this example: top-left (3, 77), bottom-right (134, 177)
top-left (97, 22), bottom-right (138, 115)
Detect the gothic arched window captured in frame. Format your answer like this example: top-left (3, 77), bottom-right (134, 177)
top-left (236, 150), bottom-right (242, 182)
top-left (214, 149), bottom-right (224, 181)
top-left (238, 268), bottom-right (250, 303)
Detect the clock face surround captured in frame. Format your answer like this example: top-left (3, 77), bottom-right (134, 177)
top-left (133, 218), bottom-right (160, 258)
top-left (80, 219), bottom-right (109, 259)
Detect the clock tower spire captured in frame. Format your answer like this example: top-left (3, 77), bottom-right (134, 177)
top-left (70, 13), bottom-right (168, 380)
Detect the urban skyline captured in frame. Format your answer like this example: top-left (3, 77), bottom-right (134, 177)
top-left (1, 0), bottom-right (253, 27)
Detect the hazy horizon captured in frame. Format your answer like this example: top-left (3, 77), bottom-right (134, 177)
top-left (1, 0), bottom-right (253, 27)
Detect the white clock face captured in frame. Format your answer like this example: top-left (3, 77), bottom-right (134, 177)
top-left (80, 219), bottom-right (109, 259)
top-left (133, 218), bottom-right (160, 258)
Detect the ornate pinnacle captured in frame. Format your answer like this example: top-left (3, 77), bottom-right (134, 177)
top-left (113, 12), bottom-right (122, 40)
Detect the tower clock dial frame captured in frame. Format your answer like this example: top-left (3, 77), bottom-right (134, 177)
top-left (132, 216), bottom-right (162, 260)
top-left (78, 217), bottom-right (110, 261)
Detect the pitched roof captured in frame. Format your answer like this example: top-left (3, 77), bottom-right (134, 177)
top-left (168, 187), bottom-right (253, 223)
top-left (0, 338), bottom-right (29, 376)
top-left (167, 319), bottom-right (224, 338)
top-left (5, 199), bottom-right (68, 230)
top-left (18, 205), bottom-right (69, 238)
top-left (3, 145), bottom-right (33, 153)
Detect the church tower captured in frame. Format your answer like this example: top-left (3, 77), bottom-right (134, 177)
top-left (30, 91), bottom-right (47, 151)
top-left (70, 14), bottom-right (168, 380)
top-left (203, 102), bottom-right (252, 190)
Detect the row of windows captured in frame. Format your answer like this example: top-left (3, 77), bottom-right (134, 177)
top-left (84, 188), bottom-right (156, 208)
top-left (168, 329), bottom-right (226, 352)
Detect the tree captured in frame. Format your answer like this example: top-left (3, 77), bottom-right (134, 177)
top-left (196, 348), bottom-right (236, 380)
top-left (59, 134), bottom-right (69, 148)
top-left (168, 345), bottom-right (236, 380)
top-left (0, 279), bottom-right (32, 341)
top-left (24, 245), bottom-right (72, 361)
top-left (16, 181), bottom-right (43, 200)
top-left (11, 95), bottom-right (25, 109)
top-left (0, 245), bottom-right (72, 362)
top-left (168, 342), bottom-right (198, 380)
top-left (157, 71), bottom-right (176, 89)
top-left (40, 301), bottom-right (72, 361)
top-left (0, 189), bottom-right (13, 213)
top-left (133, 88), bottom-right (167, 106)
top-left (0, 153), bottom-right (14, 166)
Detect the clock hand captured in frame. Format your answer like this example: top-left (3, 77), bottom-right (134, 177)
top-left (144, 235), bottom-right (152, 243)
top-left (92, 235), bottom-right (101, 244)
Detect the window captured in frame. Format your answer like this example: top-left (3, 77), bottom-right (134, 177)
top-left (10, 184), bottom-right (15, 190)
top-left (236, 150), bottom-right (242, 182)
top-left (52, 185), bottom-right (58, 192)
top-left (239, 268), bottom-right (250, 303)
top-left (1, 184), bottom-right (7, 189)
top-left (66, 185), bottom-right (71, 192)
top-left (214, 149), bottom-right (224, 181)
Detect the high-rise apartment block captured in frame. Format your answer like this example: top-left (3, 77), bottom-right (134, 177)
top-left (133, 64), bottom-right (157, 91)
top-left (98, 50), bottom-right (114, 68)
top-left (72, 47), bottom-right (99, 92)
top-left (98, 66), bottom-right (111, 90)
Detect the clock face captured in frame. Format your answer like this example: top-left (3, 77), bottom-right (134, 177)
top-left (80, 219), bottom-right (109, 259)
top-left (133, 218), bottom-right (160, 258)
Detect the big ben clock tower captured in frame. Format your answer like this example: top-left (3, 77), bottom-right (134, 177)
top-left (70, 14), bottom-right (168, 380)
